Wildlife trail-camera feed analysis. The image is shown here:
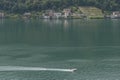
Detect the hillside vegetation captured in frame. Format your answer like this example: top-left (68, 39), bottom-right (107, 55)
top-left (0, 0), bottom-right (120, 13)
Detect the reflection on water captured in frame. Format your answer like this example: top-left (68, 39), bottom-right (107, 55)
top-left (0, 19), bottom-right (120, 80)
top-left (0, 19), bottom-right (4, 24)
top-left (64, 20), bottom-right (68, 27)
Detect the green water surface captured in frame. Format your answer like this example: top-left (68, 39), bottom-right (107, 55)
top-left (0, 19), bottom-right (120, 80)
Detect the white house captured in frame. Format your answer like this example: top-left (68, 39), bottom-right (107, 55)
top-left (43, 10), bottom-right (55, 19)
top-left (23, 12), bottom-right (31, 18)
top-left (111, 11), bottom-right (120, 18)
top-left (63, 9), bottom-right (71, 18)
top-left (54, 13), bottom-right (62, 19)
top-left (113, 11), bottom-right (120, 17)
top-left (42, 13), bottom-right (50, 19)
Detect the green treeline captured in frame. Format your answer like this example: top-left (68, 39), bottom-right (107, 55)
top-left (0, 0), bottom-right (120, 13)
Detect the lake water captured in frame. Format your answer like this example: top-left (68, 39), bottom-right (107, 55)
top-left (0, 19), bottom-right (120, 80)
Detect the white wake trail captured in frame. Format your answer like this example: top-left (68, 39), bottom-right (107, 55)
top-left (0, 66), bottom-right (77, 72)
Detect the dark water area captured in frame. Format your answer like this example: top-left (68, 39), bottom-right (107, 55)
top-left (0, 19), bottom-right (120, 80)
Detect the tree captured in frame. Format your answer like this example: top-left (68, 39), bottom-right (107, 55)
top-left (0, 0), bottom-right (119, 13)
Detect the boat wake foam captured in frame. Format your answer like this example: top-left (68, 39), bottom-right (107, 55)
top-left (0, 66), bottom-right (77, 72)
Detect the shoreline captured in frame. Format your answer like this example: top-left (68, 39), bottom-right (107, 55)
top-left (1, 13), bottom-right (120, 20)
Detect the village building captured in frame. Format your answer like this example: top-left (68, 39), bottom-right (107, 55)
top-left (43, 10), bottom-right (62, 19)
top-left (42, 13), bottom-right (50, 19)
top-left (53, 12), bottom-right (62, 19)
top-left (111, 11), bottom-right (120, 19)
top-left (47, 10), bottom-right (54, 18)
top-left (63, 9), bottom-right (72, 18)
top-left (23, 12), bottom-right (31, 18)
top-left (43, 10), bottom-right (55, 19)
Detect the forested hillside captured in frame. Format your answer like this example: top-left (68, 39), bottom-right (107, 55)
top-left (0, 0), bottom-right (120, 13)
